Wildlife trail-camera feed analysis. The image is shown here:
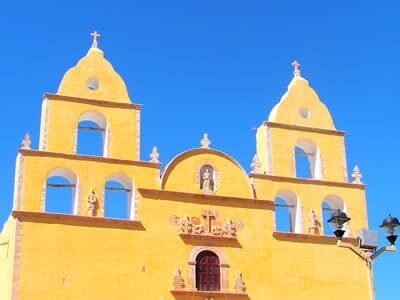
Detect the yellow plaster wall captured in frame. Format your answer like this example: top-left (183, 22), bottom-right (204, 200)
top-left (15, 192), bottom-right (371, 300)
top-left (0, 217), bottom-right (17, 300)
top-left (257, 126), bottom-right (347, 182)
top-left (57, 48), bottom-right (131, 103)
top-left (161, 149), bottom-right (254, 198)
top-left (43, 98), bottom-right (139, 160)
top-left (18, 153), bottom-right (159, 216)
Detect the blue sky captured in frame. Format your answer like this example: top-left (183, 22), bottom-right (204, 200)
top-left (0, 1), bottom-right (399, 298)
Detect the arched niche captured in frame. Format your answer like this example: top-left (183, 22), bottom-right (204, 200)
top-left (75, 111), bottom-right (109, 157)
top-left (274, 190), bottom-right (302, 233)
top-left (43, 168), bottom-right (78, 214)
top-left (103, 173), bottom-right (136, 220)
top-left (321, 195), bottom-right (349, 236)
top-left (294, 139), bottom-right (322, 179)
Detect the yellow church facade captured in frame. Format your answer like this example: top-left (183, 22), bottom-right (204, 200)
top-left (0, 34), bottom-right (374, 299)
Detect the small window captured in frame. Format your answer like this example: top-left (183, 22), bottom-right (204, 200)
top-left (196, 251), bottom-right (220, 291)
top-left (87, 78), bottom-right (99, 91)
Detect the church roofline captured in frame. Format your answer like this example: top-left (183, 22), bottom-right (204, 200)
top-left (249, 173), bottom-right (365, 190)
top-left (43, 93), bottom-right (143, 110)
top-left (263, 121), bottom-right (345, 136)
top-left (18, 149), bottom-right (160, 169)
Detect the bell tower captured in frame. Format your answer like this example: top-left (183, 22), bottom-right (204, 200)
top-left (256, 61), bottom-right (348, 182)
top-left (39, 31), bottom-right (141, 160)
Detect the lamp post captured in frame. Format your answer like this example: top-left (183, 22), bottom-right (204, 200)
top-left (327, 211), bottom-right (398, 262)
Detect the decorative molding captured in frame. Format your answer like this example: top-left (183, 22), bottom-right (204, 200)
top-left (11, 219), bottom-right (22, 300)
top-left (171, 210), bottom-right (243, 240)
top-left (39, 97), bottom-right (50, 151)
top-left (248, 173), bottom-right (365, 190)
top-left (187, 246), bottom-right (229, 291)
top-left (138, 188), bottom-right (274, 209)
top-left (136, 110), bottom-right (141, 160)
top-left (18, 149), bottom-right (160, 168)
top-left (264, 121), bottom-right (345, 136)
top-left (11, 211), bottom-right (144, 230)
top-left (44, 93), bottom-right (142, 110)
top-left (14, 154), bottom-right (25, 211)
top-left (272, 231), bottom-right (358, 245)
top-left (170, 290), bottom-right (249, 298)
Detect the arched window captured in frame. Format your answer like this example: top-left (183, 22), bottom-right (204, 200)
top-left (44, 168), bottom-right (78, 214)
top-left (196, 251), bottom-right (220, 291)
top-left (294, 139), bottom-right (322, 179)
top-left (104, 174), bottom-right (135, 220)
top-left (322, 195), bottom-right (347, 235)
top-left (76, 111), bottom-right (108, 157)
top-left (274, 190), bottom-right (302, 233)
top-left (199, 165), bottom-right (216, 193)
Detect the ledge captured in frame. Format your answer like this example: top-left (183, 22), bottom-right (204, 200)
top-left (138, 188), bottom-right (274, 209)
top-left (44, 93), bottom-right (142, 110)
top-left (11, 211), bottom-right (145, 230)
top-left (171, 289), bottom-right (248, 298)
top-left (273, 232), bottom-right (358, 246)
top-left (18, 149), bottom-right (160, 169)
top-left (264, 121), bottom-right (345, 136)
top-left (180, 233), bottom-right (237, 242)
top-left (249, 173), bottom-right (365, 190)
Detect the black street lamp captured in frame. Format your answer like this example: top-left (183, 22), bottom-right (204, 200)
top-left (327, 209), bottom-right (351, 240)
top-left (380, 214), bottom-right (400, 246)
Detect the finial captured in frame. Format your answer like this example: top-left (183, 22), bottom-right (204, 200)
top-left (200, 133), bottom-right (211, 149)
top-left (291, 60), bottom-right (301, 76)
top-left (250, 154), bottom-right (262, 174)
top-left (172, 268), bottom-right (185, 290)
top-left (234, 272), bottom-right (246, 293)
top-left (90, 31), bottom-right (101, 48)
top-left (150, 146), bottom-right (160, 163)
top-left (352, 165), bottom-right (363, 184)
top-left (21, 133), bottom-right (31, 150)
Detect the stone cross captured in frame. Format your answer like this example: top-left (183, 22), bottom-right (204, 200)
top-left (200, 133), bottom-right (211, 149)
top-left (21, 133), bottom-right (31, 150)
top-left (352, 165), bottom-right (362, 184)
top-left (150, 146), bottom-right (160, 163)
top-left (91, 31), bottom-right (101, 48)
top-left (201, 209), bottom-right (218, 234)
top-left (291, 60), bottom-right (301, 76)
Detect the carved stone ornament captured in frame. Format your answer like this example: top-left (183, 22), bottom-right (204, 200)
top-left (352, 165), bottom-right (362, 184)
top-left (172, 268), bottom-right (185, 290)
top-left (149, 146), bottom-right (160, 163)
top-left (200, 133), bottom-right (211, 149)
top-left (308, 209), bottom-right (318, 235)
top-left (250, 154), bottom-right (262, 174)
top-left (170, 210), bottom-right (243, 238)
top-left (234, 272), bottom-right (246, 293)
top-left (87, 189), bottom-right (98, 217)
top-left (21, 133), bottom-right (31, 150)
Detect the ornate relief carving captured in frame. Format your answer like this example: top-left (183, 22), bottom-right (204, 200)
top-left (172, 268), bottom-right (185, 290)
top-left (308, 209), bottom-right (318, 235)
top-left (352, 165), bottom-right (362, 184)
top-left (234, 272), bottom-right (246, 293)
top-left (21, 133), bottom-right (31, 150)
top-left (171, 209), bottom-right (243, 239)
top-left (87, 189), bottom-right (98, 217)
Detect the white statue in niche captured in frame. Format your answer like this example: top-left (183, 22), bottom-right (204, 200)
top-left (200, 165), bottom-right (215, 193)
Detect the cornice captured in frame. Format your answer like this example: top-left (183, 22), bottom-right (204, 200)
top-left (264, 121), bottom-right (345, 136)
top-left (43, 93), bottom-right (142, 110)
top-left (249, 173), bottom-right (365, 190)
top-left (138, 188), bottom-right (274, 209)
top-left (11, 211), bottom-right (144, 230)
top-left (273, 231), bottom-right (358, 246)
top-left (18, 149), bottom-right (160, 169)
